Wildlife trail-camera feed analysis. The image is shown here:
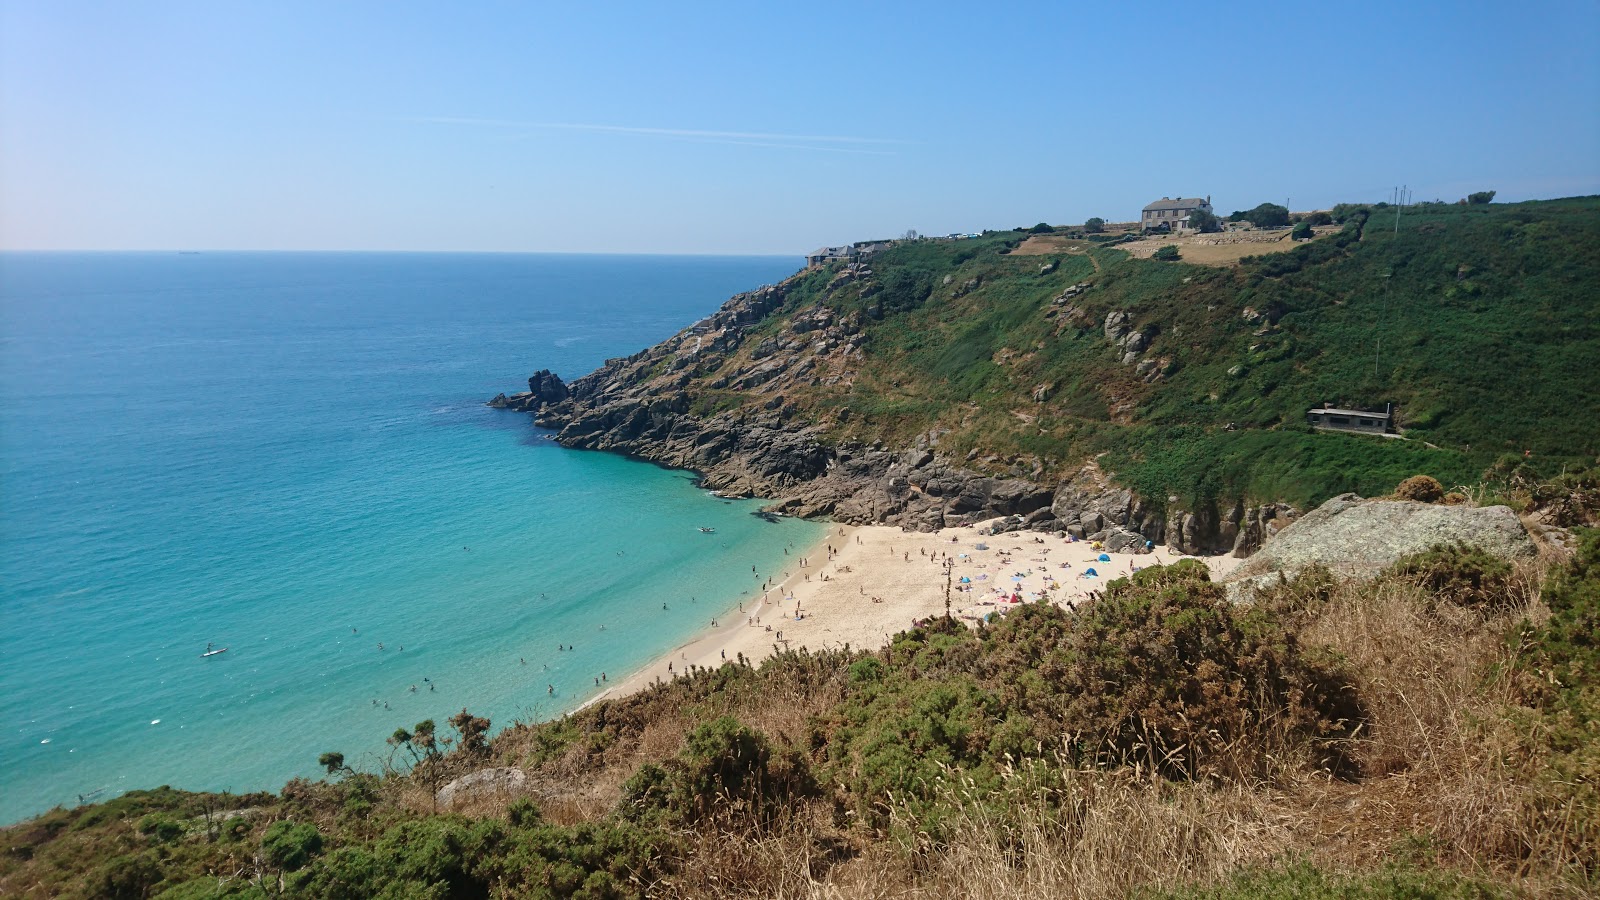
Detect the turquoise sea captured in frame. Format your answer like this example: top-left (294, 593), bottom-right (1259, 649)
top-left (0, 252), bottom-right (822, 824)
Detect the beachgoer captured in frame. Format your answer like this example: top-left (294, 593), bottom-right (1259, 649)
top-left (547, 684), bottom-right (553, 695)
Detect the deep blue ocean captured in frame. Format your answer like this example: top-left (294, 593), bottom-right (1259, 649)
top-left (0, 251), bottom-right (821, 824)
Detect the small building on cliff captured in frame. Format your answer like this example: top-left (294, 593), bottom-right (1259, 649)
top-left (1141, 196), bottom-right (1212, 232)
top-left (806, 246), bottom-right (855, 268)
top-left (806, 241), bottom-right (892, 269)
top-left (1306, 403), bottom-right (1395, 435)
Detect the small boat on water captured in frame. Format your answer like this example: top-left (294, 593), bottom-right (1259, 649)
top-left (698, 527), bottom-right (716, 534)
top-left (201, 642), bottom-right (228, 658)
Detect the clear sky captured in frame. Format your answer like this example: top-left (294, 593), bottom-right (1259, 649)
top-left (2, 0), bottom-right (1597, 254)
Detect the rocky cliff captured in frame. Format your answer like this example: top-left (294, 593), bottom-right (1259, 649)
top-left (490, 275), bottom-right (1295, 556)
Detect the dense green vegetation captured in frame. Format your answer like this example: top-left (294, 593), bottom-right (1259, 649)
top-left (746, 197), bottom-right (1600, 507)
top-left (8, 522), bottom-right (1596, 897)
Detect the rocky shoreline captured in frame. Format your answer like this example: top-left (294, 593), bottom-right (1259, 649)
top-left (488, 278), bottom-right (1301, 557)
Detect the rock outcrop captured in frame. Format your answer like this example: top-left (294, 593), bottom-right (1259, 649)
top-left (492, 276), bottom-right (1295, 554)
top-left (487, 369), bottom-right (569, 412)
top-left (435, 767), bottom-right (529, 811)
top-left (1223, 493), bottom-right (1537, 595)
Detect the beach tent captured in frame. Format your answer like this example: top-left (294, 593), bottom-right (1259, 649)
top-left (959, 576), bottom-right (971, 583)
top-left (1084, 567), bottom-right (1099, 577)
top-left (1097, 553), bottom-right (1111, 562)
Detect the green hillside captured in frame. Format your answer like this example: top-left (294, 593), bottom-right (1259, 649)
top-left (743, 197), bottom-right (1598, 508)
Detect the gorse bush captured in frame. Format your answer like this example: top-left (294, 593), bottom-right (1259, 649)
top-left (814, 561), bottom-right (1364, 837)
top-left (620, 716), bottom-right (814, 827)
top-left (1005, 561), bottom-right (1362, 779)
top-left (1386, 543), bottom-right (1517, 612)
top-left (1394, 474), bottom-right (1446, 502)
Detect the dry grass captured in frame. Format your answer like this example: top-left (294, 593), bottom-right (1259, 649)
top-left (1010, 235), bottom-right (1093, 256)
top-left (626, 556), bottom-right (1593, 898)
top-left (35, 554), bottom-right (1573, 899)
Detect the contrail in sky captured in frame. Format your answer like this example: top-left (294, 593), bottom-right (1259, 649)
top-left (409, 116), bottom-right (906, 154)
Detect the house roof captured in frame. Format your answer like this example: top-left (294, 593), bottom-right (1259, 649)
top-left (1307, 408), bottom-right (1390, 419)
top-left (807, 246), bottom-right (852, 258)
top-left (1143, 197), bottom-right (1208, 212)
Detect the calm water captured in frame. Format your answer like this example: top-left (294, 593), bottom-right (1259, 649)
top-left (0, 252), bottom-right (821, 823)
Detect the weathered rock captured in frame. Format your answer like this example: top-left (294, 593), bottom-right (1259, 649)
top-left (1102, 526), bottom-right (1149, 553)
top-left (490, 277), bottom-right (1298, 547)
top-left (1104, 310), bottom-right (1131, 343)
top-left (436, 767), bottom-right (529, 811)
top-left (1224, 493), bottom-right (1536, 596)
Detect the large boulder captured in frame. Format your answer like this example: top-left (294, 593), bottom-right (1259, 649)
top-left (435, 767), bottom-right (529, 812)
top-left (1223, 493), bottom-right (1536, 595)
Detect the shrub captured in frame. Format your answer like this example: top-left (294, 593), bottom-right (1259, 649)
top-left (1304, 211), bottom-right (1334, 226)
top-left (620, 717), bottom-right (814, 826)
top-left (93, 852), bottom-right (163, 900)
top-left (138, 813), bottom-right (183, 845)
top-left (1238, 202), bottom-right (1291, 228)
top-left (1386, 543), bottom-right (1517, 611)
top-left (1037, 561), bottom-right (1363, 779)
top-left (1029, 222), bottom-right (1053, 233)
top-left (261, 820), bottom-right (324, 872)
top-left (1394, 474), bottom-right (1445, 502)
top-left (1084, 217), bottom-right (1105, 233)
top-left (1467, 190), bottom-right (1497, 205)
top-left (1152, 245), bottom-right (1181, 261)
top-left (1189, 207), bottom-right (1222, 233)
top-left (1292, 221), bottom-right (1314, 241)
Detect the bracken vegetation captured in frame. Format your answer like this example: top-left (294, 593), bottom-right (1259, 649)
top-left (6, 516), bottom-right (1597, 898)
top-left (724, 197), bottom-right (1599, 509)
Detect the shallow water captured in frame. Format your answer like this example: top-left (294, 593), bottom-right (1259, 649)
top-left (0, 251), bottom-right (821, 823)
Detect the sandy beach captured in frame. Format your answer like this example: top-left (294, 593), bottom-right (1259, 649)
top-left (588, 519), bottom-right (1242, 705)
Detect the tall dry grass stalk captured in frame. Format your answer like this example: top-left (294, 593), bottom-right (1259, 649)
top-left (645, 761), bottom-right (1297, 900)
top-left (1292, 559), bottom-right (1592, 892)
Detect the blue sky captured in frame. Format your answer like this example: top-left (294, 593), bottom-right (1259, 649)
top-left (2, 0), bottom-right (1596, 254)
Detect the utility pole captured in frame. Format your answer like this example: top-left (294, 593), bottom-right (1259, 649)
top-left (943, 557), bottom-right (953, 622)
top-left (1377, 271), bottom-right (1392, 378)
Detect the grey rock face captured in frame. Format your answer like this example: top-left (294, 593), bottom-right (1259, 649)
top-left (490, 277), bottom-right (1297, 548)
top-left (1224, 493), bottom-right (1536, 594)
top-left (436, 767), bottom-right (529, 811)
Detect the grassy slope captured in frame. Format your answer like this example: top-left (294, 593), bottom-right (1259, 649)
top-left (764, 198), bottom-right (1599, 508)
